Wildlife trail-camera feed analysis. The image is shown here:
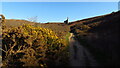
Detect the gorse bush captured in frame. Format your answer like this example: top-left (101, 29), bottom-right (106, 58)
top-left (2, 24), bottom-right (68, 67)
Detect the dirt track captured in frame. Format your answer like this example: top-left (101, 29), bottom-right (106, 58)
top-left (69, 33), bottom-right (98, 67)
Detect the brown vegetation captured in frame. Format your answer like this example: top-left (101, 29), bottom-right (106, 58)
top-left (1, 18), bottom-right (70, 67)
top-left (70, 11), bottom-right (120, 66)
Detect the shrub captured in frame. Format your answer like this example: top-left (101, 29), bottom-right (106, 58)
top-left (2, 24), bottom-right (68, 67)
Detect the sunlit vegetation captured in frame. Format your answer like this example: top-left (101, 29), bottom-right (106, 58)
top-left (34, 23), bottom-right (70, 38)
top-left (5, 19), bottom-right (35, 27)
top-left (2, 23), bottom-right (70, 67)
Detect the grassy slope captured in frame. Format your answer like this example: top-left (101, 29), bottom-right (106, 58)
top-left (5, 19), bottom-right (35, 27)
top-left (69, 13), bottom-right (109, 26)
top-left (70, 11), bottom-right (120, 66)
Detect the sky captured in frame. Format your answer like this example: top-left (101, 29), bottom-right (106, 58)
top-left (1, 0), bottom-right (120, 2)
top-left (2, 2), bottom-right (118, 23)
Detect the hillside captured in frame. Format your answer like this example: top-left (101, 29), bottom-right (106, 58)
top-left (69, 12), bottom-right (113, 26)
top-left (34, 23), bottom-right (70, 38)
top-left (70, 11), bottom-right (120, 66)
top-left (2, 19), bottom-right (70, 67)
top-left (5, 19), bottom-right (35, 27)
top-left (1, 11), bottom-right (120, 67)
top-left (4, 19), bottom-right (70, 39)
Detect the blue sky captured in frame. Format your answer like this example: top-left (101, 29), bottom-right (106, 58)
top-left (2, 2), bottom-right (118, 23)
top-left (1, 0), bottom-right (119, 2)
